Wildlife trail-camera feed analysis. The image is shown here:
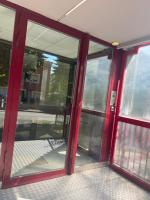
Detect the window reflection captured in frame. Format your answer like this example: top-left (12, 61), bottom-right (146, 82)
top-left (11, 21), bottom-right (79, 177)
top-left (0, 5), bottom-right (15, 153)
top-left (16, 50), bottom-right (72, 142)
top-left (20, 50), bottom-right (71, 107)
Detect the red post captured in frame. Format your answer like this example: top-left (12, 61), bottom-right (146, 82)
top-left (110, 50), bottom-right (126, 164)
top-left (66, 34), bottom-right (89, 174)
top-left (1, 10), bottom-right (28, 188)
top-left (100, 49), bottom-right (122, 162)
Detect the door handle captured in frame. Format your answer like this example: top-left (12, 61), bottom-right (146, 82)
top-left (110, 91), bottom-right (117, 112)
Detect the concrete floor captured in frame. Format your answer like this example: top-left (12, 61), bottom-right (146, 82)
top-left (0, 167), bottom-right (149, 200)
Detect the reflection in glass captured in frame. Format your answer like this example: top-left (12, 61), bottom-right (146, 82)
top-left (11, 21), bottom-right (79, 177)
top-left (120, 45), bottom-right (150, 121)
top-left (76, 41), bottom-right (112, 168)
top-left (0, 6), bottom-right (15, 153)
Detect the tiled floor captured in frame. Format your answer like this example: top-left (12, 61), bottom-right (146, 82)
top-left (0, 167), bottom-right (149, 200)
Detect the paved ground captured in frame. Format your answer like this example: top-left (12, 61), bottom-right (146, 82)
top-left (0, 110), bottom-right (56, 127)
top-left (0, 167), bottom-right (149, 200)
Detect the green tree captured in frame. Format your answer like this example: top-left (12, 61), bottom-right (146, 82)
top-left (48, 61), bottom-right (70, 106)
top-left (0, 42), bottom-right (11, 86)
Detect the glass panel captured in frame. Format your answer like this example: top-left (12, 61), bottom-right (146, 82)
top-left (120, 45), bottom-right (150, 121)
top-left (76, 41), bottom-right (112, 168)
top-left (76, 112), bottom-right (104, 166)
top-left (88, 41), bottom-right (108, 54)
top-left (0, 6), bottom-right (15, 153)
top-left (82, 56), bottom-right (111, 111)
top-left (11, 21), bottom-right (79, 177)
top-left (114, 122), bottom-right (150, 183)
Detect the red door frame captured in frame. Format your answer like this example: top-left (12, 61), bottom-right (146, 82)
top-left (0, 3), bottom-right (29, 187)
top-left (110, 47), bottom-right (150, 191)
top-left (0, 0), bottom-right (115, 188)
top-left (67, 43), bottom-right (120, 174)
top-left (66, 34), bottom-right (90, 175)
top-left (100, 48), bottom-right (122, 162)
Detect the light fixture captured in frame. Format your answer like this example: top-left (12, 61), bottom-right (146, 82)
top-left (112, 41), bottom-right (120, 46)
top-left (65, 0), bottom-right (87, 16)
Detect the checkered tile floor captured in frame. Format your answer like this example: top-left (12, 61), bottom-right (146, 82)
top-left (0, 167), bottom-right (149, 200)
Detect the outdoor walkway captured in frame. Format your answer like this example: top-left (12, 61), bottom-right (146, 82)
top-left (0, 167), bottom-right (149, 200)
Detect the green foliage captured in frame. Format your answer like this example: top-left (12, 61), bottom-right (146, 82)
top-left (47, 61), bottom-right (70, 106)
top-left (24, 48), bottom-right (47, 72)
top-left (0, 42), bottom-right (10, 86)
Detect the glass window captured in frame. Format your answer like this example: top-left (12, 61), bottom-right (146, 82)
top-left (0, 6), bottom-right (15, 153)
top-left (120, 45), bottom-right (150, 121)
top-left (11, 21), bottom-right (79, 177)
top-left (76, 112), bottom-right (104, 166)
top-left (82, 56), bottom-right (111, 111)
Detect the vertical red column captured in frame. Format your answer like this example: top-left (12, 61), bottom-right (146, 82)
top-left (110, 50), bottom-right (127, 164)
top-left (1, 9), bottom-right (28, 188)
top-left (100, 49), bottom-right (122, 162)
top-left (66, 34), bottom-right (89, 174)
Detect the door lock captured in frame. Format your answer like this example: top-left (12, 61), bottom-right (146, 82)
top-left (110, 91), bottom-right (116, 112)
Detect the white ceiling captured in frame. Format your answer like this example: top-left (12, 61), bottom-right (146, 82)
top-left (7, 0), bottom-right (150, 44)
top-left (0, 6), bottom-right (15, 41)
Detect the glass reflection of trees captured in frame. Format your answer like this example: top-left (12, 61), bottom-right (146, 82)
top-left (0, 41), bottom-right (75, 108)
top-left (48, 61), bottom-right (70, 107)
top-left (21, 48), bottom-right (74, 107)
top-left (0, 41), bottom-right (11, 142)
top-left (0, 40), bottom-right (76, 142)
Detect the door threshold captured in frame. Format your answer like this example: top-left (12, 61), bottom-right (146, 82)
top-left (75, 162), bottom-right (108, 173)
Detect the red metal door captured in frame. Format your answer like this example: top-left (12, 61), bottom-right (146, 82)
top-left (110, 45), bottom-right (150, 191)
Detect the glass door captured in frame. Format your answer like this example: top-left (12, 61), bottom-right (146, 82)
top-left (10, 21), bottom-right (79, 177)
top-left (112, 45), bottom-right (150, 187)
top-left (0, 5), bottom-right (16, 178)
top-left (75, 41), bottom-right (113, 168)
